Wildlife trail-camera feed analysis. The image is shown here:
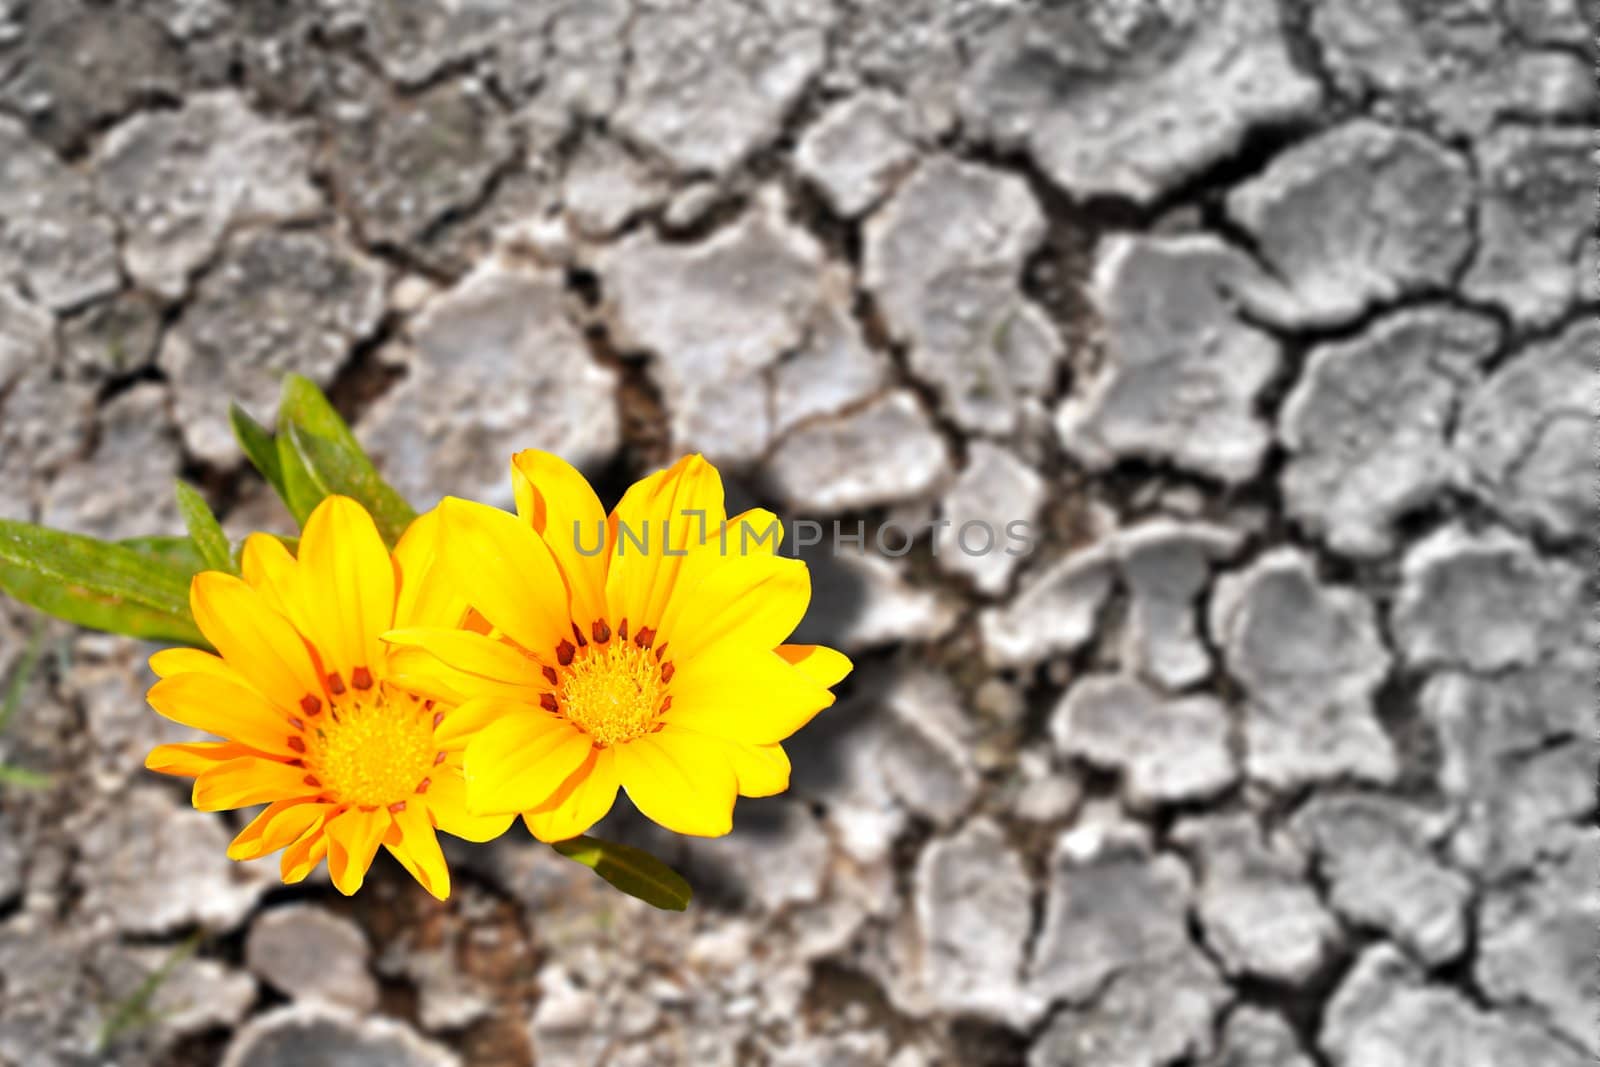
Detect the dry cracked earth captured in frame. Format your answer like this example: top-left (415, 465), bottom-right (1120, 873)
top-left (0, 1), bottom-right (1595, 1065)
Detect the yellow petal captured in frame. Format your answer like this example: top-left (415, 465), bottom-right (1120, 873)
top-left (439, 497), bottom-right (572, 657)
top-left (433, 696), bottom-right (521, 748)
top-left (512, 450), bottom-right (609, 629)
top-left (605, 454), bottom-right (726, 630)
top-left (393, 508), bottom-right (468, 632)
top-left (149, 647), bottom-right (235, 681)
top-left (296, 496), bottom-right (396, 681)
top-left (239, 532), bottom-right (306, 624)
top-left (661, 644), bottom-right (835, 745)
top-left (280, 816), bottom-right (330, 884)
top-left (523, 746), bottom-right (619, 843)
top-left (463, 710), bottom-right (593, 815)
top-left (148, 672), bottom-right (297, 756)
top-left (727, 740), bottom-right (790, 798)
top-left (382, 628), bottom-right (546, 701)
top-left (192, 756), bottom-right (313, 811)
top-left (427, 764), bottom-right (516, 842)
top-left (776, 644), bottom-right (853, 689)
top-left (387, 800), bottom-right (450, 900)
top-left (144, 740), bottom-right (253, 778)
top-left (228, 799), bottom-right (329, 861)
top-left (385, 648), bottom-right (474, 706)
top-left (658, 553), bottom-right (811, 662)
top-left (189, 571), bottom-right (324, 712)
top-left (614, 728), bottom-right (736, 837)
top-left (324, 806), bottom-right (390, 896)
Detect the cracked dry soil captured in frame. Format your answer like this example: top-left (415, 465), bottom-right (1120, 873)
top-left (0, 1), bottom-right (1593, 1065)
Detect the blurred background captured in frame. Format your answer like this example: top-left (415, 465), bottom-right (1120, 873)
top-left (0, 1), bottom-right (1593, 1065)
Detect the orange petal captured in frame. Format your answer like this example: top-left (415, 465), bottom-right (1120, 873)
top-left (280, 815), bottom-right (330, 884)
top-left (147, 672), bottom-right (297, 756)
top-left (324, 806), bottom-right (390, 896)
top-left (523, 746), bottom-right (620, 843)
top-left (192, 755), bottom-right (314, 811)
top-left (229, 799), bottom-right (330, 861)
top-left (387, 800), bottom-right (450, 900)
top-left (148, 647), bottom-right (235, 681)
top-left (239, 532), bottom-right (307, 625)
top-left (189, 571), bottom-right (324, 712)
top-left (144, 740), bottom-right (254, 778)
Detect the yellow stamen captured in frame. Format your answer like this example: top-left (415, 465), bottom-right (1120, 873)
top-left (306, 681), bottom-right (436, 809)
top-left (556, 633), bottom-right (669, 747)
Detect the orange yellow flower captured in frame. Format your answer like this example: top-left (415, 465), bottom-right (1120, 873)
top-left (385, 451), bottom-right (851, 841)
top-left (144, 496), bottom-right (513, 899)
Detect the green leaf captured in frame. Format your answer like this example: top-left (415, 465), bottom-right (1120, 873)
top-left (551, 835), bottom-right (692, 911)
top-left (229, 402), bottom-right (286, 499)
top-left (274, 375), bottom-right (416, 544)
top-left (0, 765), bottom-right (48, 789)
top-left (119, 536), bottom-right (207, 573)
top-left (174, 481), bottom-right (233, 573)
top-left (0, 522), bottom-right (205, 645)
top-left (0, 620), bottom-right (43, 735)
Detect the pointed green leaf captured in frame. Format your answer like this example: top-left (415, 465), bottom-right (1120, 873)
top-left (174, 481), bottom-right (233, 573)
top-left (229, 403), bottom-right (286, 498)
top-left (551, 835), bottom-right (692, 911)
top-left (0, 521), bottom-right (205, 645)
top-left (119, 536), bottom-right (207, 573)
top-left (275, 375), bottom-right (416, 544)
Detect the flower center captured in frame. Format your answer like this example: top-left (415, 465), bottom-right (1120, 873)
top-left (550, 622), bottom-right (672, 748)
top-left (304, 682), bottom-right (438, 809)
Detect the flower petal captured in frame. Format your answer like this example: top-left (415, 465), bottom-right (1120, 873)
top-left (382, 628), bottom-right (546, 702)
top-left (427, 764), bottom-right (516, 842)
top-left (463, 710), bottom-right (593, 815)
top-left (433, 696), bottom-right (520, 748)
top-left (523, 746), bottom-right (619, 843)
top-left (387, 800), bottom-right (450, 900)
top-left (280, 815), bottom-right (330, 884)
top-left (148, 672), bottom-right (298, 756)
top-left (512, 449), bottom-right (610, 629)
top-left (240, 532), bottom-right (306, 624)
top-left (324, 805), bottom-right (391, 896)
top-left (661, 644), bottom-right (836, 745)
top-left (144, 740), bottom-right (254, 778)
top-left (776, 644), bottom-right (853, 689)
top-left (605, 454), bottom-right (726, 630)
top-left (727, 740), bottom-right (790, 798)
top-left (190, 571), bottom-right (325, 712)
top-left (614, 728), bottom-right (736, 837)
top-left (393, 508), bottom-right (469, 632)
top-left (658, 553), bottom-right (811, 662)
top-left (439, 497), bottom-right (572, 657)
top-left (228, 799), bottom-right (330, 861)
top-left (192, 756), bottom-right (313, 811)
top-left (296, 496), bottom-right (396, 681)
top-left (148, 647), bottom-right (235, 681)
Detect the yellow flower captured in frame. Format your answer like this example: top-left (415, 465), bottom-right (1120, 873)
top-left (144, 496), bottom-right (514, 900)
top-left (385, 451), bottom-right (851, 841)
